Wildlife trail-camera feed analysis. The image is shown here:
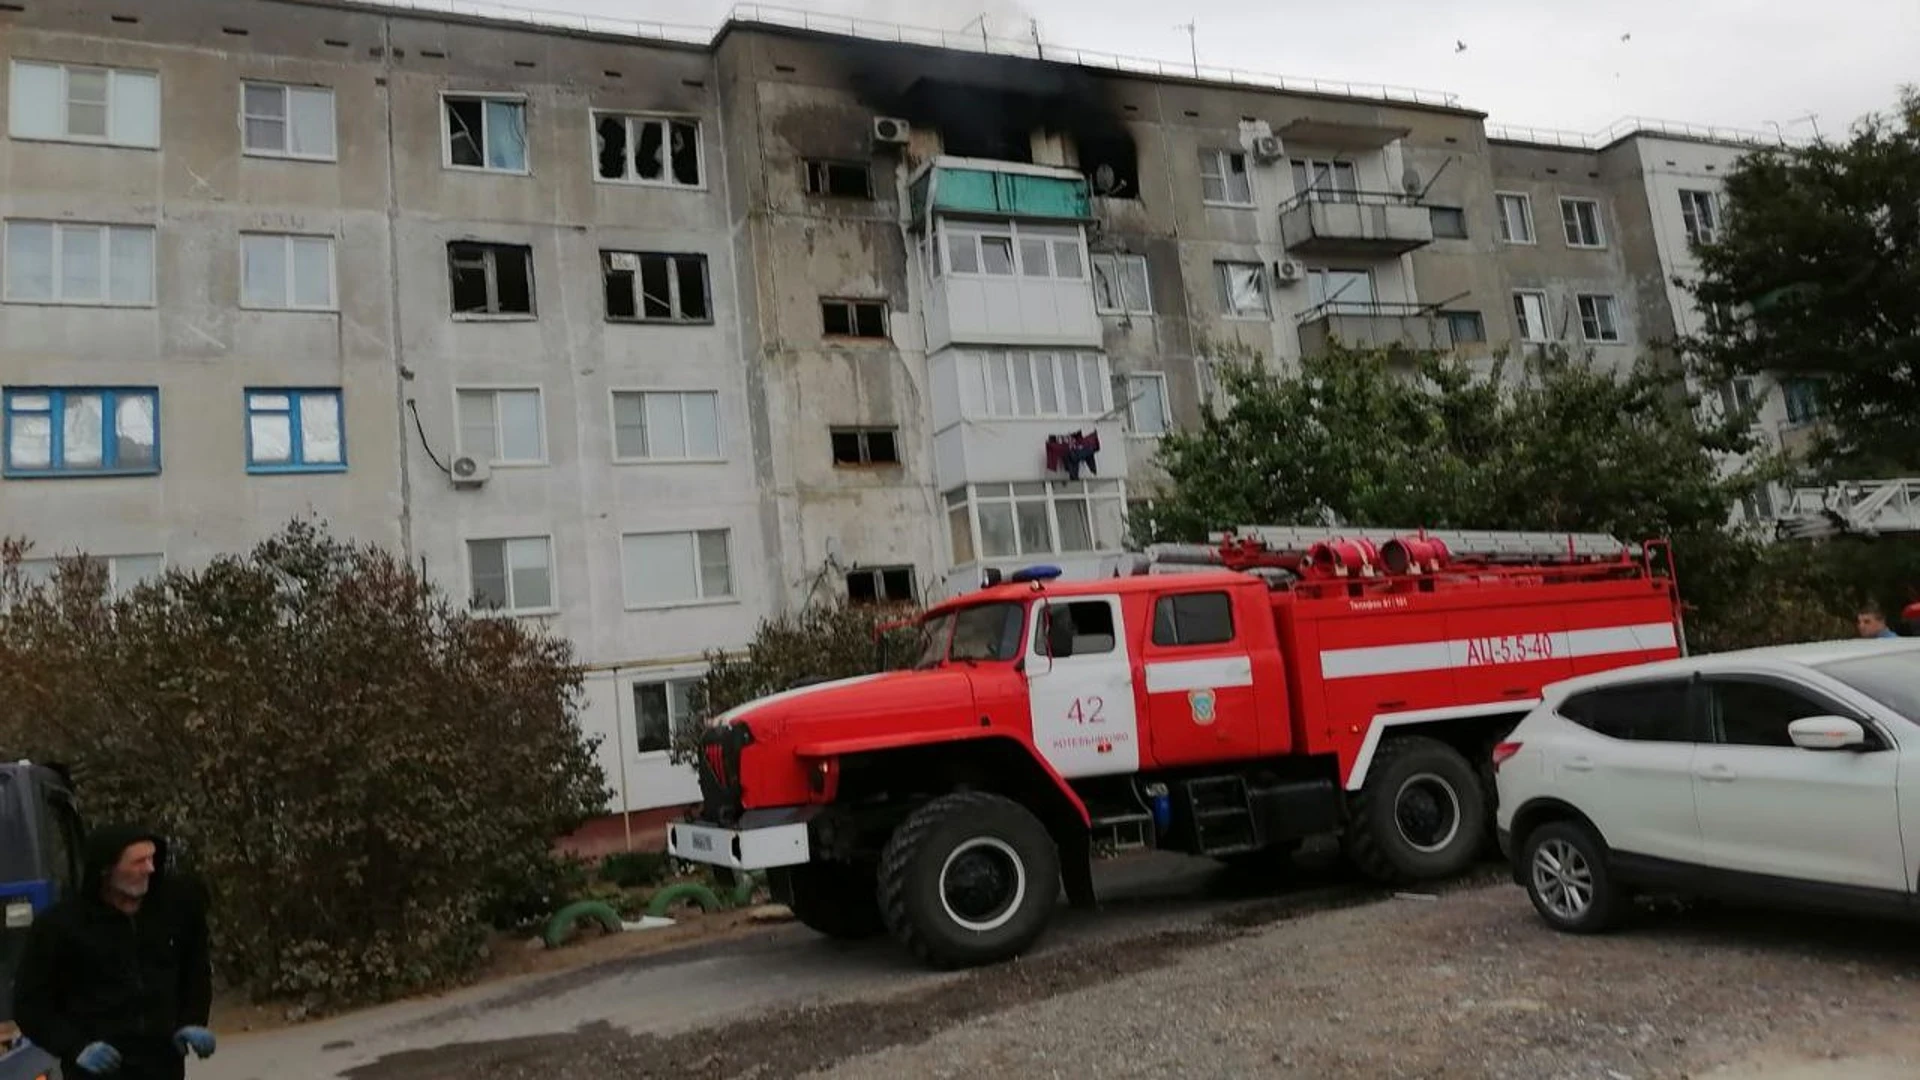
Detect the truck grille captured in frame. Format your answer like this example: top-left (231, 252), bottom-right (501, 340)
top-left (695, 722), bottom-right (750, 826)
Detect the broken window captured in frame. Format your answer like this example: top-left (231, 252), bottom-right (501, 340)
top-left (444, 95), bottom-right (526, 172)
top-left (1091, 253), bottom-right (1152, 315)
top-left (594, 113), bottom-right (701, 186)
top-left (830, 427), bottom-right (900, 466)
top-left (1199, 149), bottom-right (1253, 205)
top-left (821, 299), bottom-right (887, 340)
top-left (602, 251), bottom-right (710, 322)
top-left (846, 566), bottom-right (915, 606)
top-left (1214, 261), bottom-right (1269, 317)
top-left (447, 241), bottom-right (533, 316)
top-left (804, 159), bottom-right (873, 198)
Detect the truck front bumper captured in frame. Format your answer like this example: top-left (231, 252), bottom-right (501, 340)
top-left (667, 811), bottom-right (812, 871)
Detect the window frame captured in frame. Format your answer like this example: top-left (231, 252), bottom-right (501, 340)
top-left (1124, 372), bottom-right (1171, 438)
top-left (954, 479), bottom-right (1129, 563)
top-left (243, 387), bottom-right (346, 474)
top-left (1214, 260), bottom-right (1271, 319)
top-left (453, 385), bottom-right (547, 467)
top-left (465, 534), bottom-right (557, 616)
top-left (1494, 191), bottom-right (1536, 245)
top-left (845, 565), bottom-right (916, 606)
top-left (8, 60), bottom-right (161, 149)
top-left (1441, 309), bottom-right (1487, 344)
top-left (829, 426), bottom-right (901, 468)
top-left (447, 240), bottom-right (536, 319)
top-left (1576, 293), bottom-right (1622, 343)
top-left (939, 220), bottom-right (1086, 280)
top-left (1090, 252), bottom-right (1152, 316)
top-left (240, 232), bottom-right (338, 312)
top-left (619, 527), bottom-right (736, 610)
top-left (632, 675), bottom-right (702, 756)
top-left (1512, 290), bottom-right (1550, 344)
top-left (1198, 148), bottom-right (1255, 207)
top-left (238, 80), bottom-right (337, 162)
top-left (589, 110), bottom-right (704, 189)
top-left (600, 249), bottom-right (712, 324)
top-left (1558, 196), bottom-right (1607, 249)
top-left (13, 552), bottom-right (165, 597)
top-left (2, 385), bottom-right (161, 478)
top-left (608, 388), bottom-right (723, 464)
top-left (440, 91), bottom-right (530, 176)
top-left (803, 158), bottom-right (874, 199)
top-left (975, 350), bottom-right (1114, 421)
top-left (1679, 188), bottom-right (1721, 246)
top-left (1428, 205), bottom-right (1469, 239)
top-left (1289, 157), bottom-right (1359, 203)
top-left (1150, 590), bottom-right (1238, 648)
top-left (820, 297), bottom-right (889, 341)
top-left (3, 220), bottom-right (157, 307)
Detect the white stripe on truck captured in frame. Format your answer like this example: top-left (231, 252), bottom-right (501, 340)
top-left (1319, 621), bottom-right (1677, 680)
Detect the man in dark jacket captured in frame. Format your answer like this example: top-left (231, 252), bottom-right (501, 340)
top-left (11, 825), bottom-right (216, 1078)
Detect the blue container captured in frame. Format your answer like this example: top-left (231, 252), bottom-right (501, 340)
top-left (1146, 787), bottom-right (1172, 832)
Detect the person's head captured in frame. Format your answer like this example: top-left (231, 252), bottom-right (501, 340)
top-left (104, 839), bottom-right (158, 901)
top-left (79, 825), bottom-right (167, 908)
top-left (1857, 603), bottom-right (1890, 638)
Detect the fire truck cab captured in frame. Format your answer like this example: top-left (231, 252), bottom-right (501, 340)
top-left (669, 526), bottom-right (1684, 968)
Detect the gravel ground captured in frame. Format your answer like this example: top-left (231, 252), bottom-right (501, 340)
top-left (816, 885), bottom-right (1920, 1080)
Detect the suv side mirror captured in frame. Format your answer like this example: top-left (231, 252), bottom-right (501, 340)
top-left (1788, 716), bottom-right (1869, 751)
top-left (1046, 611), bottom-right (1076, 660)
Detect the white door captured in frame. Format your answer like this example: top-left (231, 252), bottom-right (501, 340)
top-left (1692, 675), bottom-right (1906, 891)
top-left (1027, 595), bottom-right (1141, 778)
top-left (1548, 677), bottom-right (1703, 863)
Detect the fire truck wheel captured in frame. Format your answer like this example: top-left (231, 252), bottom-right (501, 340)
top-left (768, 864), bottom-right (886, 940)
top-left (1345, 736), bottom-right (1486, 883)
top-left (877, 791), bottom-right (1061, 969)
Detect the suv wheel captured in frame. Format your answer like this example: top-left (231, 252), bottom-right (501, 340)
top-left (1521, 820), bottom-right (1620, 933)
top-left (877, 791), bottom-right (1061, 969)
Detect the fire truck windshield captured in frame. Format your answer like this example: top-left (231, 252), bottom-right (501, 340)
top-left (914, 601), bottom-right (1027, 667)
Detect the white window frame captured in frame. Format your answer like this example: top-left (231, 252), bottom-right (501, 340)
top-left (3, 220), bottom-right (157, 307)
top-left (976, 350), bottom-right (1114, 420)
top-left (1576, 293), bottom-right (1623, 343)
top-left (590, 110), bottom-right (704, 189)
top-left (440, 92), bottom-right (529, 175)
top-left (1495, 192), bottom-right (1536, 245)
top-left (1289, 158), bottom-right (1359, 203)
top-left (13, 552), bottom-right (165, 597)
top-left (1680, 189), bottom-right (1721, 246)
top-left (453, 385), bottom-right (546, 467)
top-left (1559, 197), bottom-right (1606, 249)
top-left (240, 232), bottom-right (337, 311)
top-left (1512, 290), bottom-right (1550, 343)
top-left (1215, 260), bottom-right (1271, 319)
top-left (940, 221), bottom-right (1085, 280)
top-left (465, 535), bottom-right (557, 616)
top-left (620, 528), bottom-right (736, 610)
top-left (1125, 372), bottom-right (1171, 438)
top-left (1198, 148), bottom-right (1254, 206)
top-left (631, 675), bottom-right (703, 756)
top-left (608, 389), bottom-right (724, 463)
top-left (959, 480), bottom-right (1129, 562)
top-left (1090, 252), bottom-right (1152, 315)
top-left (8, 60), bottom-right (160, 149)
top-left (239, 81), bottom-right (337, 161)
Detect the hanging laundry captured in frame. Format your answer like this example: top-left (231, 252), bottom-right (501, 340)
top-left (1044, 430), bottom-right (1101, 480)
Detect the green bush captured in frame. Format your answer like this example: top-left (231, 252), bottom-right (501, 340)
top-left (0, 521), bottom-right (609, 1008)
top-left (599, 850), bottom-right (671, 888)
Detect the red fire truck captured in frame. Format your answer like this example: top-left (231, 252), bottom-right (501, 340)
top-left (667, 525), bottom-right (1684, 968)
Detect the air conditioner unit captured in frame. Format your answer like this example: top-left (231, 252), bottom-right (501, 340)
top-left (450, 455), bottom-right (490, 487)
top-left (1250, 135), bottom-right (1283, 162)
top-left (1274, 259), bottom-right (1302, 284)
top-left (872, 116), bottom-right (911, 145)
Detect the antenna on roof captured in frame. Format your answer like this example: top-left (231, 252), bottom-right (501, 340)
top-left (1176, 20), bottom-right (1198, 76)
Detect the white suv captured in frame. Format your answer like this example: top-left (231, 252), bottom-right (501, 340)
top-left (1495, 638), bottom-right (1920, 932)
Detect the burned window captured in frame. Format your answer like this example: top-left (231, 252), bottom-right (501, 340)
top-left (821, 298), bottom-right (887, 340)
top-left (448, 242), bottom-right (533, 316)
top-left (594, 113), bottom-right (701, 187)
top-left (444, 95), bottom-right (526, 173)
top-left (846, 565), bottom-right (915, 606)
top-left (603, 251), bottom-right (710, 323)
top-left (830, 427), bottom-right (899, 466)
top-left (805, 159), bottom-right (873, 198)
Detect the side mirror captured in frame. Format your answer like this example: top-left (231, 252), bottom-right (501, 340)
top-left (1046, 611), bottom-right (1076, 660)
top-left (1788, 716), bottom-right (1869, 751)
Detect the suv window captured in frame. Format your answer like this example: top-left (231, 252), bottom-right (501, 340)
top-left (1152, 591), bottom-right (1235, 646)
top-left (1035, 600), bottom-right (1117, 656)
top-left (1706, 678), bottom-right (1849, 748)
top-left (1558, 679), bottom-right (1694, 741)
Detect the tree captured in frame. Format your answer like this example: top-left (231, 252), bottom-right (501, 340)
top-left (0, 520), bottom-right (608, 1008)
top-left (1684, 88), bottom-right (1920, 478)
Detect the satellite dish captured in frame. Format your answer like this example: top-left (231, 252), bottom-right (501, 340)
top-left (1401, 165), bottom-right (1423, 194)
top-left (1094, 163), bottom-right (1118, 194)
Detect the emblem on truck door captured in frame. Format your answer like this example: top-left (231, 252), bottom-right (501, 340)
top-left (1189, 688), bottom-right (1217, 726)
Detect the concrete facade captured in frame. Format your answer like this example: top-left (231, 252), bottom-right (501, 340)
top-left (0, 0), bottom-right (1785, 814)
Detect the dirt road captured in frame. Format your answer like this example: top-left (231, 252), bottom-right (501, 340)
top-left (201, 854), bottom-right (1920, 1080)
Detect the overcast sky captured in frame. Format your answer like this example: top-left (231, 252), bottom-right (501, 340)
top-left (486, 0), bottom-right (1912, 137)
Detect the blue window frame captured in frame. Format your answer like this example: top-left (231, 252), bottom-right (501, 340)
top-left (245, 388), bottom-right (345, 473)
top-left (2, 386), bottom-right (159, 477)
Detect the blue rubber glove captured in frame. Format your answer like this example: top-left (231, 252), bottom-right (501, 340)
top-left (173, 1025), bottom-right (217, 1059)
top-left (76, 1041), bottom-right (122, 1074)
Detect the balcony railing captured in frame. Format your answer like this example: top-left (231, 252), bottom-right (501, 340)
top-left (1278, 190), bottom-right (1434, 256)
top-left (1487, 116), bottom-right (1792, 151)
top-left (1276, 188), bottom-right (1421, 215)
top-left (1295, 301), bottom-right (1451, 355)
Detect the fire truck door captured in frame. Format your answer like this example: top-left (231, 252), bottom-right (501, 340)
top-left (1027, 596), bottom-right (1141, 778)
top-left (1141, 588), bottom-right (1259, 767)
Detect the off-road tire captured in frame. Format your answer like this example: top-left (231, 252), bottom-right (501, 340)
top-left (768, 863), bottom-right (884, 940)
top-left (1520, 820), bottom-right (1620, 933)
top-left (1345, 736), bottom-right (1486, 883)
top-left (877, 791), bottom-right (1061, 969)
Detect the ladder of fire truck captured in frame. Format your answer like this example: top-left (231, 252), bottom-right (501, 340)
top-left (1775, 477), bottom-right (1920, 540)
top-left (1137, 524), bottom-right (1639, 572)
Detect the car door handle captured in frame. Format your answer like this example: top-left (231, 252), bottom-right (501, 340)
top-left (1694, 764), bottom-right (1737, 783)
top-left (1564, 755), bottom-right (1594, 772)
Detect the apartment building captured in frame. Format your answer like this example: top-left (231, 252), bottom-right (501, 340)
top-left (0, 0), bottom-right (1784, 815)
